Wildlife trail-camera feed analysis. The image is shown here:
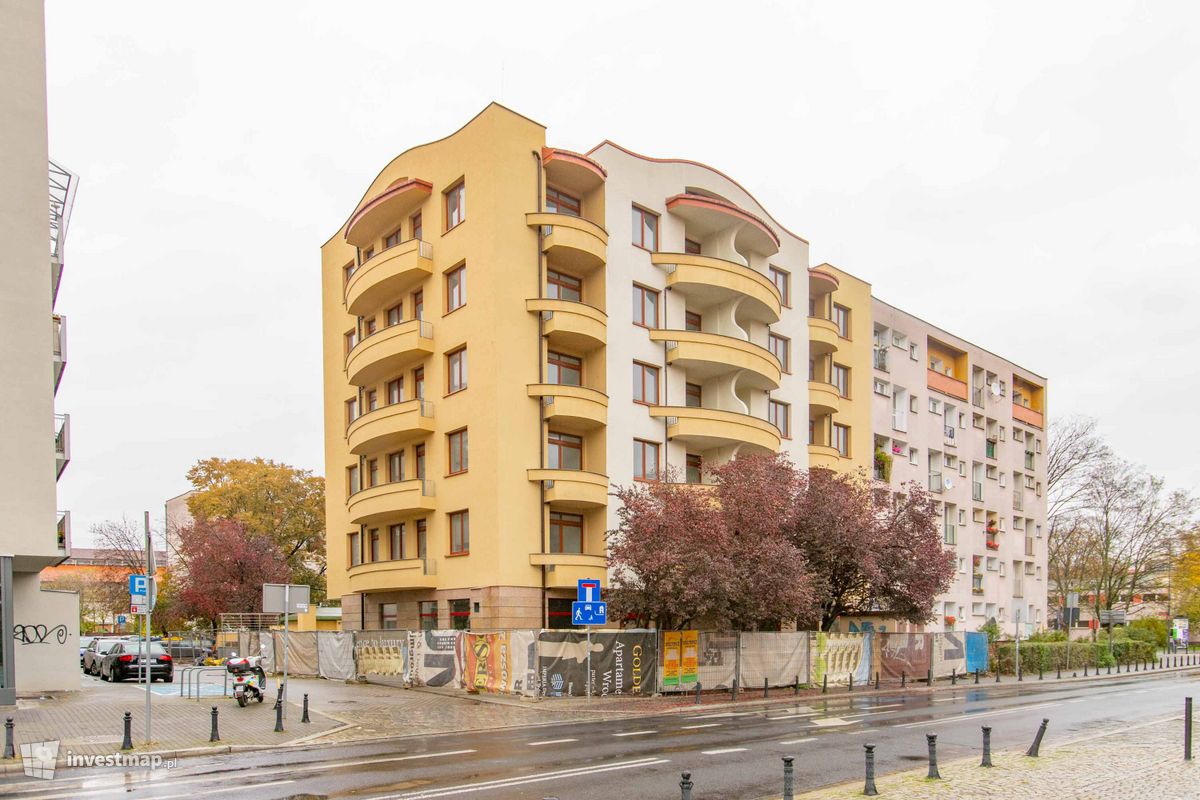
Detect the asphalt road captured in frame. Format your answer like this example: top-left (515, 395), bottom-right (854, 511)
top-left (3, 671), bottom-right (1196, 799)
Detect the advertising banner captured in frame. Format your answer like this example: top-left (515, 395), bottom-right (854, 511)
top-left (681, 630), bottom-right (698, 686)
top-left (537, 631), bottom-right (656, 698)
top-left (934, 632), bottom-right (967, 677)
top-left (662, 632), bottom-right (681, 688)
top-left (696, 631), bottom-right (738, 690)
top-left (408, 629), bottom-right (460, 688)
top-left (459, 630), bottom-right (538, 696)
top-left (739, 631), bottom-right (810, 688)
top-left (354, 632), bottom-right (408, 677)
top-left (879, 633), bottom-right (932, 679)
top-left (965, 631), bottom-right (989, 674)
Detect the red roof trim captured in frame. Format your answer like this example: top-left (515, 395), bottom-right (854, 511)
top-left (665, 193), bottom-right (781, 248)
top-left (542, 147), bottom-right (608, 179)
top-left (344, 178), bottom-right (433, 242)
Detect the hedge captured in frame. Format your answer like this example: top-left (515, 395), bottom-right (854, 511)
top-left (993, 640), bottom-right (1156, 674)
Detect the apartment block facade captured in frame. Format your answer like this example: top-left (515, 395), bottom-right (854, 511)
top-left (1, 0), bottom-right (80, 702)
top-left (321, 104), bottom-right (1046, 634)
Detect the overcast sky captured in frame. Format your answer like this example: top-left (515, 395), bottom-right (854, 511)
top-left (45, 1), bottom-right (1200, 542)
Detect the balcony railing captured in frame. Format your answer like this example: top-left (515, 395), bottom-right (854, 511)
top-left (1025, 536), bottom-right (1035, 557)
top-left (985, 440), bottom-right (996, 459)
top-left (1025, 451), bottom-right (1035, 470)
top-left (972, 386), bottom-right (984, 408)
top-left (1013, 491), bottom-right (1024, 511)
top-left (972, 481), bottom-right (983, 502)
top-left (56, 510), bottom-right (71, 552)
top-left (873, 348), bottom-right (888, 372)
top-left (943, 524), bottom-right (957, 545)
top-left (929, 472), bottom-right (943, 493)
top-left (944, 425), bottom-right (956, 446)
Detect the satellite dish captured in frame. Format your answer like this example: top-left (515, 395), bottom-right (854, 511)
top-left (990, 382), bottom-right (1002, 397)
top-left (943, 477), bottom-right (954, 490)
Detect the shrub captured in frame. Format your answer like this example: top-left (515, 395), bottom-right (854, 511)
top-left (1126, 618), bottom-right (1168, 649)
top-left (994, 639), bottom-right (1155, 674)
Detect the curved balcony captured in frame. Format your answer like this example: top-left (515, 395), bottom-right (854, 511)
top-left (542, 147), bottom-right (606, 193)
top-left (346, 400), bottom-right (435, 455)
top-left (527, 384), bottom-right (607, 431)
top-left (808, 316), bottom-right (841, 355)
top-left (808, 381), bottom-right (843, 415)
top-left (526, 298), bottom-right (606, 352)
top-left (527, 469), bottom-right (609, 509)
top-left (348, 558), bottom-right (438, 593)
top-left (529, 552), bottom-right (607, 590)
top-left (650, 252), bottom-right (781, 324)
top-left (809, 267), bottom-right (840, 295)
top-left (526, 212), bottom-right (607, 272)
top-left (649, 329), bottom-right (781, 391)
top-left (807, 444), bottom-right (843, 470)
top-left (345, 239), bottom-right (433, 316)
top-left (665, 193), bottom-right (780, 257)
top-left (345, 319), bottom-right (433, 387)
top-left (345, 178), bottom-right (432, 248)
top-left (347, 479), bottom-right (436, 525)
top-left (649, 406), bottom-right (782, 454)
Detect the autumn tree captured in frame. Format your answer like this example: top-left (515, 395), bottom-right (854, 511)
top-left (1173, 528), bottom-right (1200, 623)
top-left (175, 518), bottom-right (290, 626)
top-left (186, 457), bottom-right (326, 599)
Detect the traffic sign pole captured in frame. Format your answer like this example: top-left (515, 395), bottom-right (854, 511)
top-left (143, 511), bottom-right (153, 745)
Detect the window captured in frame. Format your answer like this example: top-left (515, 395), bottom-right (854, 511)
top-left (547, 431), bottom-right (583, 470)
top-left (769, 400), bottom-right (791, 438)
top-left (631, 205), bottom-right (658, 250)
top-left (874, 379), bottom-right (891, 396)
top-left (368, 528), bottom-right (380, 562)
top-left (448, 429), bottom-right (468, 475)
top-left (363, 318), bottom-right (377, 337)
top-left (684, 238), bottom-right (702, 255)
top-left (633, 439), bottom-right (660, 481)
top-left (832, 364), bottom-right (849, 397)
top-left (414, 367), bottom-right (424, 400)
top-left (367, 458), bottom-right (379, 488)
top-left (449, 510), bottom-right (469, 554)
top-left (411, 211), bottom-right (423, 241)
top-left (550, 511), bottom-right (583, 554)
top-left (417, 519), bottom-right (427, 558)
top-left (632, 361), bottom-right (659, 404)
top-left (362, 246), bottom-right (374, 263)
top-left (347, 464), bottom-right (360, 495)
top-left (546, 186), bottom-right (581, 216)
top-left (929, 398), bottom-right (941, 414)
top-left (415, 444), bottom-right (426, 481)
top-left (450, 598), bottom-right (471, 631)
top-left (447, 347), bottom-right (467, 393)
top-left (548, 598), bottom-right (575, 629)
top-left (386, 304), bottom-right (402, 326)
top-left (387, 378), bottom-right (403, 405)
top-left (548, 351), bottom-right (582, 386)
top-left (388, 451), bottom-right (404, 482)
top-left (380, 603), bottom-right (398, 630)
top-left (412, 290), bottom-right (424, 321)
top-left (344, 329), bottom-right (358, 356)
top-left (632, 284), bottom-right (658, 328)
top-left (385, 228), bottom-right (402, 250)
top-left (445, 181), bottom-right (465, 229)
top-left (446, 265), bottom-right (466, 312)
top-left (832, 423), bottom-right (849, 456)
top-left (365, 389), bottom-right (378, 413)
top-left (769, 333), bottom-right (791, 373)
top-left (349, 532), bottom-right (361, 567)
top-left (547, 269), bottom-right (582, 302)
top-left (686, 454), bottom-right (703, 484)
top-left (685, 311), bottom-right (702, 332)
top-left (345, 398), bottom-right (359, 426)
top-left (769, 266), bottom-right (790, 306)
top-left (833, 304), bottom-right (850, 338)
top-left (419, 600), bottom-right (437, 631)
top-left (343, 262), bottom-right (356, 286)
top-left (909, 447), bottom-right (918, 465)
top-left (685, 382), bottom-right (702, 408)
top-left (390, 523), bottom-right (405, 560)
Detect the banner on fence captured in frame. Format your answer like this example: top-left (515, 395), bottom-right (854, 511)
top-left (879, 633), bottom-right (932, 679)
top-left (459, 630), bottom-right (537, 696)
top-left (965, 631), bottom-right (989, 673)
top-left (814, 632), bottom-right (868, 685)
top-left (409, 629), bottom-right (460, 688)
top-left (681, 630), bottom-right (698, 685)
top-left (354, 632), bottom-right (408, 677)
top-left (537, 630), bottom-right (656, 698)
top-left (740, 631), bottom-right (810, 688)
top-left (696, 631), bottom-right (737, 689)
top-left (662, 632), bottom-right (681, 688)
top-left (935, 632), bottom-right (967, 677)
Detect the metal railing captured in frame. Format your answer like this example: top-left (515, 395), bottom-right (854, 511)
top-left (973, 481), bottom-right (983, 502)
top-left (1025, 451), bottom-right (1035, 470)
top-left (929, 473), bottom-right (943, 493)
top-left (179, 666), bottom-right (229, 700)
top-left (873, 348), bottom-right (888, 371)
top-left (56, 510), bottom-right (70, 551)
top-left (1013, 491), bottom-right (1024, 511)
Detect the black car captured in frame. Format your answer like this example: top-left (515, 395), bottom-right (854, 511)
top-left (99, 642), bottom-right (174, 682)
top-left (83, 637), bottom-right (127, 675)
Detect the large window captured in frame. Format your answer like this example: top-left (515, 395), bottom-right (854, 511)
top-left (445, 181), bottom-right (465, 230)
top-left (380, 603), bottom-right (398, 630)
top-left (686, 453), bottom-right (703, 484)
top-left (345, 398), bottom-right (358, 426)
top-left (549, 511), bottom-right (583, 554)
top-left (412, 290), bottom-right (424, 321)
top-left (411, 211), bottom-right (423, 241)
top-left (419, 600), bottom-right (437, 630)
top-left (387, 378), bottom-right (403, 405)
top-left (366, 458), bottom-right (379, 488)
top-left (448, 428), bottom-right (468, 475)
top-left (347, 464), bottom-right (360, 495)
top-left (833, 304), bottom-right (851, 338)
top-left (446, 265), bottom-right (466, 312)
top-left (415, 444), bottom-right (426, 481)
top-left (632, 361), bottom-right (659, 405)
top-left (769, 400), bottom-right (791, 438)
top-left (368, 528), bottom-right (380, 562)
top-left (344, 329), bottom-right (358, 356)
top-left (349, 532), bottom-right (361, 567)
top-left (633, 439), bottom-right (660, 481)
top-left (833, 423), bottom-right (850, 456)
top-left (832, 363), bottom-right (849, 397)
top-left (387, 450), bottom-right (404, 482)
top-left (548, 351), bottom-right (582, 386)
top-left (685, 311), bottom-right (702, 332)
top-left (769, 266), bottom-right (790, 306)
top-left (390, 523), bottom-right (405, 560)
top-left (769, 333), bottom-right (791, 373)
top-left (632, 284), bottom-right (659, 328)
top-left (450, 598), bottom-right (471, 631)
top-left (685, 238), bottom-right (702, 255)
top-left (547, 270), bottom-right (582, 302)
top-left (449, 510), bottom-right (469, 555)
top-left (548, 431), bottom-right (583, 470)
top-left (414, 367), bottom-right (424, 400)
top-left (385, 228), bottom-right (402, 250)
top-left (447, 347), bottom-right (467, 393)
top-left (386, 304), bottom-right (402, 326)
top-left (632, 205), bottom-right (658, 250)
top-left (416, 519), bottom-right (427, 559)
top-left (546, 186), bottom-right (581, 216)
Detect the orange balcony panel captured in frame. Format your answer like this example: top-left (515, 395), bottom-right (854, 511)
top-left (526, 298), bottom-right (607, 352)
top-left (527, 469), bottom-right (608, 509)
top-left (808, 316), bottom-right (840, 355)
top-left (808, 267), bottom-right (840, 294)
top-left (665, 193), bottom-right (780, 257)
top-left (347, 479), bottom-right (436, 525)
top-left (348, 558), bottom-right (438, 592)
top-left (808, 381), bottom-right (842, 416)
top-left (808, 444), bottom-right (843, 470)
top-left (1012, 403), bottom-right (1045, 429)
top-left (649, 329), bottom-right (781, 391)
top-left (527, 384), bottom-right (607, 431)
top-left (927, 369), bottom-right (968, 402)
top-left (542, 147), bottom-right (607, 195)
top-left (345, 239), bottom-right (433, 317)
top-left (345, 178), bottom-right (432, 248)
top-left (649, 405), bottom-right (782, 454)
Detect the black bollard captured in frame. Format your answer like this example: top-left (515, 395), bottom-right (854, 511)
top-left (1108, 664), bottom-right (1112, 675)
top-left (822, 674), bottom-right (827, 694)
top-left (210, 706), bottom-right (220, 742)
top-left (1057, 666), bottom-right (1061, 679)
top-left (1136, 660), bottom-right (1140, 672)
top-left (782, 755), bottom-right (795, 800)
top-left (1026, 717), bottom-right (1049, 757)
top-left (1039, 664), bottom-right (1043, 680)
top-left (849, 673), bottom-right (854, 693)
top-left (680, 771), bottom-right (694, 800)
top-left (274, 699), bottom-right (284, 733)
top-left (2, 718), bottom-right (14, 759)
top-left (302, 693), bottom-right (310, 724)
top-left (974, 669), bottom-right (979, 685)
top-left (875, 671), bottom-right (880, 690)
top-left (1084, 664), bottom-right (1088, 677)
top-left (731, 679), bottom-right (738, 700)
top-left (981, 725), bottom-right (993, 767)
top-left (764, 677), bottom-right (770, 699)
top-left (794, 675), bottom-right (800, 696)
top-left (696, 682), bottom-right (703, 705)
top-left (863, 743), bottom-right (879, 796)
top-left (1072, 672), bottom-right (1077, 678)
top-left (121, 711), bottom-right (133, 751)
top-left (926, 733), bottom-right (941, 779)
top-left (1187, 697), bottom-right (1193, 761)
top-left (902, 671), bottom-right (906, 688)
top-left (951, 668), bottom-right (957, 686)
top-left (927, 668), bottom-right (933, 687)
top-left (995, 669), bottom-right (1001, 683)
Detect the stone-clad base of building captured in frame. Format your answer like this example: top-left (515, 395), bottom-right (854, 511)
top-left (341, 585), bottom-right (578, 631)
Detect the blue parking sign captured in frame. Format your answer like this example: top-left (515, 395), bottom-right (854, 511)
top-left (572, 600), bottom-right (607, 626)
top-left (129, 574), bottom-right (148, 596)
top-left (117, 615), bottom-right (127, 624)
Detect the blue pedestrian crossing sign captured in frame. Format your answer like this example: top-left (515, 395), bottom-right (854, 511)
top-left (572, 600), bottom-right (607, 625)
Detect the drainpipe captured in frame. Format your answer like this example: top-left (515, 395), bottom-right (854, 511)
top-left (662, 294), bottom-right (670, 479)
top-left (533, 150), bottom-right (548, 628)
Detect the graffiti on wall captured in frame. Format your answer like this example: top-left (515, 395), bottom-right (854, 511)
top-left (13, 624), bottom-right (69, 645)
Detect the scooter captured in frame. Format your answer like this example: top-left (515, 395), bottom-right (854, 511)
top-left (226, 654), bottom-right (267, 707)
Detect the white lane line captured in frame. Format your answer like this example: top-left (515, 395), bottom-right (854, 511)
top-left (899, 701), bottom-right (1059, 729)
top-left (812, 717), bottom-right (853, 727)
top-left (691, 711), bottom-right (758, 719)
top-left (21, 781), bottom-right (297, 800)
top-left (768, 712), bottom-right (820, 721)
top-left (613, 729), bottom-right (656, 737)
top-left (847, 729), bottom-right (869, 735)
top-left (1066, 698), bottom-right (1087, 703)
top-left (701, 747), bottom-right (748, 755)
top-left (933, 696), bottom-right (958, 703)
top-left (680, 723), bottom-right (723, 730)
top-left (780, 736), bottom-right (817, 745)
top-left (380, 757), bottom-right (671, 799)
top-left (528, 738), bottom-right (579, 746)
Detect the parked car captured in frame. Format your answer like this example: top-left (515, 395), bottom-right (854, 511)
top-left (83, 637), bottom-right (126, 675)
top-left (79, 635), bottom-right (98, 666)
top-left (99, 642), bottom-right (174, 683)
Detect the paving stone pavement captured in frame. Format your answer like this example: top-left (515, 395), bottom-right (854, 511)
top-left (788, 716), bottom-right (1199, 800)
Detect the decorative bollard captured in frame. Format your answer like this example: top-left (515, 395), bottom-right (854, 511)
top-left (1084, 664), bottom-right (1088, 677)
top-left (274, 699), bottom-right (284, 733)
top-left (3, 718), bottom-right (14, 759)
top-left (732, 679), bottom-right (738, 700)
top-left (902, 671), bottom-right (906, 688)
top-left (927, 668), bottom-right (933, 687)
top-left (121, 711), bottom-right (133, 751)
top-left (863, 743), bottom-right (879, 796)
top-left (696, 682), bottom-right (703, 705)
top-left (849, 673), bottom-right (854, 693)
top-left (1039, 665), bottom-right (1043, 680)
top-left (926, 733), bottom-right (941, 779)
top-left (951, 668), bottom-right (957, 686)
top-left (875, 671), bottom-right (880, 691)
top-left (302, 693), bottom-right (311, 724)
top-left (974, 669), bottom-right (979, 685)
top-left (765, 677), bottom-right (770, 699)
top-left (1108, 664), bottom-right (1112, 675)
top-left (783, 755), bottom-right (795, 800)
top-left (1026, 718), bottom-right (1049, 757)
top-left (981, 725), bottom-right (993, 767)
top-left (210, 706), bottom-right (220, 742)
top-left (1136, 661), bottom-right (1139, 672)
top-left (1187, 697), bottom-right (1193, 761)
top-left (822, 675), bottom-right (828, 694)
top-left (995, 669), bottom-right (1001, 683)
top-left (680, 771), bottom-right (694, 800)
top-left (794, 676), bottom-right (800, 696)
top-left (1057, 667), bottom-right (1061, 679)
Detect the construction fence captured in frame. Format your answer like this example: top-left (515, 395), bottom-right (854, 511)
top-left (211, 628), bottom-right (990, 699)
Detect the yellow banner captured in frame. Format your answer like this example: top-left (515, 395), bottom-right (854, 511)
top-left (663, 631), bottom-right (681, 686)
top-left (681, 630), bottom-right (698, 685)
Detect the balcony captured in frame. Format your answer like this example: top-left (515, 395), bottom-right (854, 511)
top-left (346, 400), bottom-right (435, 455)
top-left (527, 384), bottom-right (607, 431)
top-left (944, 425), bottom-right (957, 448)
top-left (973, 481), bottom-right (983, 502)
top-left (345, 239), bottom-right (433, 317)
top-left (986, 539), bottom-right (1000, 551)
top-left (929, 472), bottom-right (943, 493)
top-left (650, 330), bottom-right (781, 391)
top-left (347, 479), bottom-right (436, 525)
top-left (972, 575), bottom-right (984, 594)
top-left (809, 316), bottom-right (841, 355)
top-left (944, 524), bottom-right (957, 545)
top-left (54, 413), bottom-right (70, 478)
top-left (527, 469), bottom-right (609, 509)
top-left (873, 347), bottom-right (889, 372)
top-left (526, 212), bottom-right (607, 272)
top-left (1025, 451), bottom-right (1035, 470)
top-left (344, 178), bottom-right (432, 248)
top-left (808, 444), bottom-right (843, 470)
top-left (1013, 403), bottom-right (1044, 429)
top-left (526, 298), bottom-right (606, 352)
top-left (1013, 491), bottom-right (1024, 511)
top-left (345, 319), bottom-right (434, 387)
top-left (985, 440), bottom-right (997, 460)
top-left (927, 369), bottom-right (968, 402)
top-left (650, 252), bottom-right (781, 325)
top-left (348, 558), bottom-right (438, 593)
top-left (57, 510), bottom-right (71, 557)
top-left (665, 193), bottom-right (780, 258)
top-left (808, 381), bottom-right (842, 415)
top-left (1025, 536), bottom-right (1035, 557)
top-left (649, 406), bottom-right (782, 454)
top-left (529, 552), bottom-right (607, 589)
top-left (52, 314), bottom-right (67, 390)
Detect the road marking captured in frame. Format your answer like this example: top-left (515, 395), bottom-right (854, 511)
top-left (613, 729), bottom-right (656, 737)
top-left (680, 723), bottom-right (723, 729)
top-left (780, 736), bottom-right (817, 745)
top-left (768, 711), bottom-right (820, 721)
top-left (812, 717), bottom-right (853, 727)
top-left (933, 696), bottom-right (958, 702)
top-left (379, 757), bottom-right (671, 799)
top-left (899, 701), bottom-right (1058, 728)
top-left (1066, 698), bottom-right (1087, 703)
top-left (528, 738), bottom-right (579, 746)
top-left (18, 780), bottom-right (297, 800)
top-left (691, 711), bottom-right (758, 719)
top-left (701, 747), bottom-right (748, 755)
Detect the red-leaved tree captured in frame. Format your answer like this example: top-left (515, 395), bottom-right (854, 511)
top-left (176, 519), bottom-right (290, 626)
